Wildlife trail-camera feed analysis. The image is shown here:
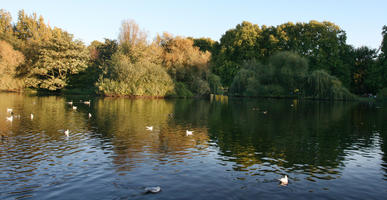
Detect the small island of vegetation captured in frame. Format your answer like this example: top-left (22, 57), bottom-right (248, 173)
top-left (1, 9), bottom-right (387, 100)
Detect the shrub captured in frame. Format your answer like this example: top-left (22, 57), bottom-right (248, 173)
top-left (97, 53), bottom-right (174, 97)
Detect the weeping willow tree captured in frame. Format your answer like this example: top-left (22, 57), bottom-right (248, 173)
top-left (306, 70), bottom-right (355, 100)
top-left (229, 52), bottom-right (356, 100)
top-left (269, 51), bottom-right (309, 92)
top-left (230, 52), bottom-right (307, 97)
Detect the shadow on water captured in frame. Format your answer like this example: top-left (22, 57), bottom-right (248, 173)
top-left (0, 93), bottom-right (386, 199)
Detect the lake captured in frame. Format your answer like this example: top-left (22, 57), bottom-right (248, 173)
top-left (0, 93), bottom-right (386, 199)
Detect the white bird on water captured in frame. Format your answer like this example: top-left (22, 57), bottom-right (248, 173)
top-left (146, 126), bottom-right (153, 131)
top-left (64, 129), bottom-right (70, 137)
top-left (30, 113), bottom-right (34, 120)
top-left (7, 108), bottom-right (12, 113)
top-left (144, 186), bottom-right (161, 193)
top-left (88, 113), bottom-right (92, 118)
top-left (6, 116), bottom-right (13, 122)
top-left (186, 130), bottom-right (193, 136)
top-left (279, 175), bottom-right (288, 186)
top-left (84, 100), bottom-right (91, 105)
top-left (72, 106), bottom-right (77, 110)
top-left (67, 101), bottom-right (73, 105)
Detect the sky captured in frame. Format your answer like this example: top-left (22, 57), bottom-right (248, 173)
top-left (2, 0), bottom-right (386, 48)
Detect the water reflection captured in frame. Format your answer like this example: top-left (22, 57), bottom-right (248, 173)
top-left (0, 93), bottom-right (386, 199)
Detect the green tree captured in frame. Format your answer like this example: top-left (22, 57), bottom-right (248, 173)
top-left (350, 46), bottom-right (378, 94)
top-left (26, 29), bottom-right (89, 91)
top-left (190, 37), bottom-right (218, 54)
top-left (229, 52), bottom-right (354, 100)
top-left (212, 21), bottom-right (261, 85)
top-left (97, 53), bottom-right (174, 96)
top-left (380, 25), bottom-right (387, 88)
top-left (269, 51), bottom-right (309, 93)
top-left (306, 70), bottom-right (354, 100)
top-left (213, 20), bottom-right (351, 87)
top-left (380, 25), bottom-right (387, 60)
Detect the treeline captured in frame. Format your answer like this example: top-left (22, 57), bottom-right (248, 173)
top-left (0, 9), bottom-right (386, 100)
top-left (0, 10), bottom-right (88, 92)
top-left (0, 10), bottom-right (221, 97)
top-left (195, 21), bottom-right (387, 99)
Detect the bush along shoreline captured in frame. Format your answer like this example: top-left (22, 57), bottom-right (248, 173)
top-left (1, 9), bottom-right (387, 100)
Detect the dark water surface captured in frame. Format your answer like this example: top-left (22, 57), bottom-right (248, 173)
top-left (0, 93), bottom-right (386, 199)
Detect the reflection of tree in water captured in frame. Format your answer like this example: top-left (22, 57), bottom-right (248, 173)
top-left (375, 104), bottom-right (387, 180)
top-left (3, 93), bottom-right (384, 183)
top-left (208, 99), bottom-right (384, 181)
top-left (0, 93), bottom-right (94, 196)
top-left (93, 98), bottom-right (210, 172)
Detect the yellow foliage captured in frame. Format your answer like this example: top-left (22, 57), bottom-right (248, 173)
top-left (156, 32), bottom-right (211, 69)
top-left (0, 40), bottom-right (25, 91)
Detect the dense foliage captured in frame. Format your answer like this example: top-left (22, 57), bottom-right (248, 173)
top-left (94, 21), bottom-right (222, 97)
top-left (229, 52), bottom-right (354, 100)
top-left (97, 54), bottom-right (174, 97)
top-left (1, 9), bottom-right (89, 91)
top-left (0, 9), bottom-right (386, 100)
top-left (210, 20), bottom-right (385, 97)
top-left (25, 30), bottom-right (89, 90)
top-left (0, 40), bottom-right (25, 91)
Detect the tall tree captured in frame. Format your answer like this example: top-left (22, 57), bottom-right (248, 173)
top-left (212, 21), bottom-right (261, 86)
top-left (118, 19), bottom-right (147, 62)
top-left (0, 9), bottom-right (16, 44)
top-left (351, 46), bottom-right (377, 94)
top-left (213, 20), bottom-right (350, 87)
top-left (380, 25), bottom-right (387, 88)
top-left (26, 28), bottom-right (89, 90)
top-left (15, 10), bottom-right (53, 76)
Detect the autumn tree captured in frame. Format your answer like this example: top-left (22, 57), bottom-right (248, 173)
top-left (26, 28), bottom-right (89, 91)
top-left (0, 9), bottom-right (16, 45)
top-left (156, 33), bottom-right (216, 95)
top-left (118, 19), bottom-right (148, 62)
top-left (0, 40), bottom-right (25, 91)
top-left (14, 10), bottom-right (53, 77)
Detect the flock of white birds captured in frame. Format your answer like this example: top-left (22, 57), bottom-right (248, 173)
top-left (5, 100), bottom-right (93, 138)
top-left (5, 101), bottom-right (289, 187)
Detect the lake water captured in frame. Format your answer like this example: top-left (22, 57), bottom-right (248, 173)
top-left (0, 93), bottom-right (386, 199)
